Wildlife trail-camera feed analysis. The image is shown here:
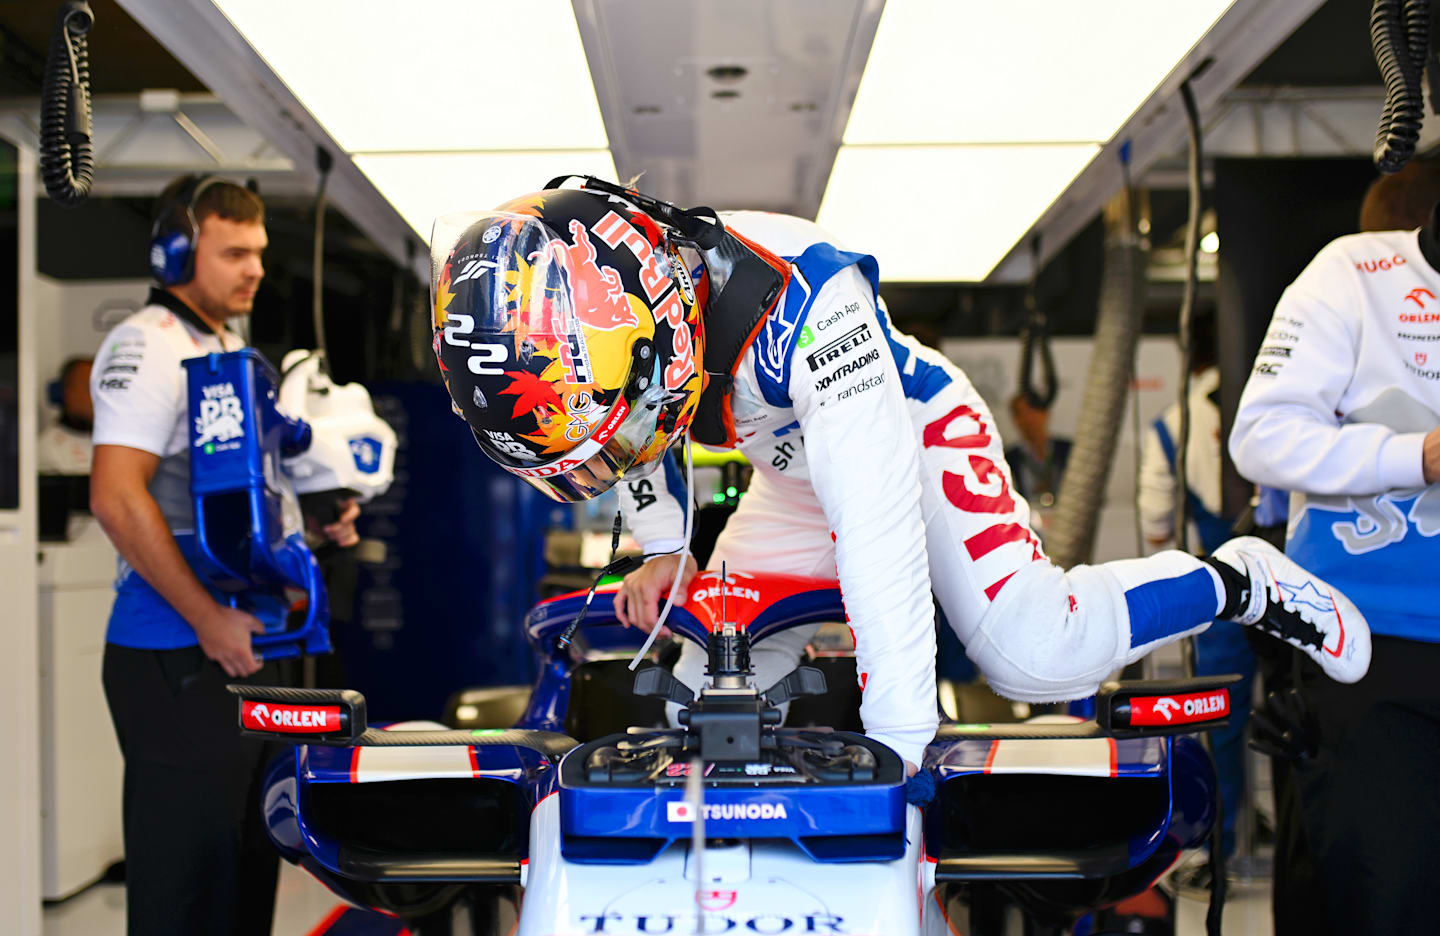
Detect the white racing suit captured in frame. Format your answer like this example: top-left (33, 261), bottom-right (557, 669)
top-left (620, 213), bottom-right (1225, 766)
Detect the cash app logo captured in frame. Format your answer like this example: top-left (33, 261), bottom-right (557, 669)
top-left (797, 326), bottom-right (815, 348)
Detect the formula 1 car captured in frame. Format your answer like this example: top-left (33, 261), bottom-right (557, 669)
top-left (232, 571), bottom-right (1232, 935)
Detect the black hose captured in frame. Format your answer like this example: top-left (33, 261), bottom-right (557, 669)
top-left (1174, 78), bottom-right (1227, 936)
top-left (1017, 237), bottom-right (1058, 409)
top-left (1371, 0), bottom-right (1430, 173)
top-left (39, 2), bottom-right (96, 206)
top-left (1176, 83), bottom-right (1202, 561)
top-left (312, 146), bottom-right (334, 370)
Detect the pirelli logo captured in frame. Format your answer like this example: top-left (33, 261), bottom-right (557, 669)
top-left (805, 323), bottom-right (873, 372)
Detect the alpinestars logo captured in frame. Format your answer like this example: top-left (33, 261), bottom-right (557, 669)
top-left (1276, 579), bottom-right (1336, 615)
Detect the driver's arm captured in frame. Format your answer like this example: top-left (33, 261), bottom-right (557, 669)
top-left (614, 452), bottom-right (697, 629)
top-left (1231, 240), bottom-right (1429, 494)
top-left (617, 452), bottom-right (689, 557)
top-left (788, 268), bottom-right (938, 768)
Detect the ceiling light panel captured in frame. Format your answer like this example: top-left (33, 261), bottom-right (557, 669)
top-left (353, 150), bottom-right (618, 242)
top-left (816, 144), bottom-right (1099, 282)
top-left (845, 0), bottom-right (1234, 145)
top-left (212, 0), bottom-right (608, 152)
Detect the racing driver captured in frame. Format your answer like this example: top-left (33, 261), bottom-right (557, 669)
top-left (431, 177), bottom-right (1371, 770)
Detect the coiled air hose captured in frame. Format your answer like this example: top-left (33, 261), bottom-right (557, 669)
top-left (40, 1), bottom-right (96, 206)
top-left (1045, 172), bottom-right (1145, 572)
top-left (1371, 0), bottom-right (1430, 173)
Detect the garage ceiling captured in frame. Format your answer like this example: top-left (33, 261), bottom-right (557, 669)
top-left (575, 0), bottom-right (880, 219)
top-left (0, 0), bottom-right (204, 98)
top-left (0, 0), bottom-right (1394, 283)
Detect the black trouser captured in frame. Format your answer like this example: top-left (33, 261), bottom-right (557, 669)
top-left (1283, 635), bottom-right (1440, 934)
top-left (1248, 631), bottom-right (1327, 936)
top-left (102, 644), bottom-right (289, 936)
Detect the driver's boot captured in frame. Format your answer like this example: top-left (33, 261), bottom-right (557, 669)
top-left (1207, 536), bottom-right (1370, 683)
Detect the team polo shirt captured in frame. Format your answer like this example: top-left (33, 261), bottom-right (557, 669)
top-left (91, 289), bottom-right (245, 649)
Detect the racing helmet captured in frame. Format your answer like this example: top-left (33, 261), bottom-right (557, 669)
top-left (432, 183), bottom-right (707, 502)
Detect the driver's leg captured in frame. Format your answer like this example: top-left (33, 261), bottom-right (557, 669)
top-left (665, 470), bottom-right (836, 725)
top-left (912, 389), bottom-right (1219, 700)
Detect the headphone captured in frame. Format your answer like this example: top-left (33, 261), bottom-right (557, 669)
top-left (148, 174), bottom-right (223, 286)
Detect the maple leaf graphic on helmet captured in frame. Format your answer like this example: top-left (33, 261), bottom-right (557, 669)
top-left (499, 369), bottom-right (564, 420)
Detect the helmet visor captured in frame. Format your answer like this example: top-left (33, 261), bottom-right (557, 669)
top-left (483, 384), bottom-right (667, 503)
top-left (431, 210), bottom-right (575, 404)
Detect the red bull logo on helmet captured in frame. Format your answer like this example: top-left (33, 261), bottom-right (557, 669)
top-left (591, 209), bottom-right (697, 392)
top-left (543, 220), bottom-right (640, 332)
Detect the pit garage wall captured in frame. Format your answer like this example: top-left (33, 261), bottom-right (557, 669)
top-left (1213, 157), bottom-right (1379, 519)
top-left (31, 277), bottom-right (152, 402)
top-left (0, 124), bottom-right (41, 936)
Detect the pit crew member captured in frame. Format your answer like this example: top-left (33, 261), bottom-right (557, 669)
top-left (89, 176), bottom-right (356, 936)
top-left (1230, 182), bottom-right (1440, 933)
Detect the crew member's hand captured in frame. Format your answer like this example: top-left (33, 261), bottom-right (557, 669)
top-left (323, 497), bottom-right (361, 547)
top-left (193, 605), bottom-right (266, 678)
top-left (614, 554), bottom-right (698, 632)
top-left (1425, 426), bottom-right (1440, 485)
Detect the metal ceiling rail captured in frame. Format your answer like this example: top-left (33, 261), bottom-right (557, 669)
top-left (116, 0), bottom-right (428, 283)
top-left (0, 92), bottom-right (302, 198)
top-left (987, 0), bottom-right (1328, 285)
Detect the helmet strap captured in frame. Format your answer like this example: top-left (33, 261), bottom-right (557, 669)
top-left (689, 230), bottom-right (789, 448)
